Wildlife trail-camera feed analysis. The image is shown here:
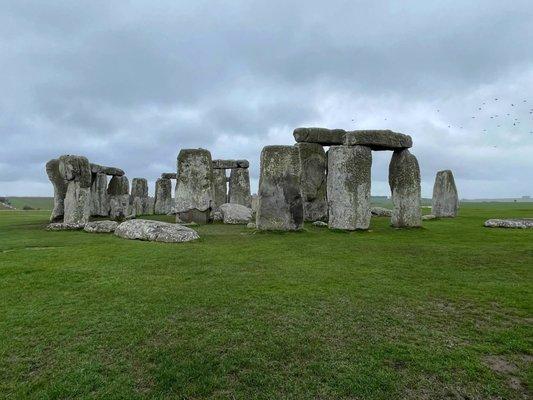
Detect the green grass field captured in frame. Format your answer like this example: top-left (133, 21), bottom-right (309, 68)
top-left (4, 197), bottom-right (54, 210)
top-left (1, 203), bottom-right (531, 399)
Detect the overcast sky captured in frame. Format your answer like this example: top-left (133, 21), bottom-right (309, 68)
top-left (1, 1), bottom-right (532, 198)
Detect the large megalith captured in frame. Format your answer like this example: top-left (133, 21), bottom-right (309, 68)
top-left (256, 145), bottom-right (303, 231)
top-left (327, 145), bottom-right (372, 230)
top-left (228, 168), bottom-right (251, 207)
top-left (213, 169), bottom-right (228, 210)
top-left (45, 159), bottom-right (68, 222)
top-left (58, 155), bottom-right (92, 225)
top-left (108, 175), bottom-right (130, 220)
top-left (175, 149), bottom-right (215, 223)
top-left (388, 149), bottom-right (422, 228)
top-left (432, 170), bottom-right (459, 217)
top-left (90, 173), bottom-right (110, 217)
top-left (131, 178), bottom-right (149, 216)
top-left (295, 143), bottom-right (327, 222)
top-left (154, 178), bottom-right (173, 215)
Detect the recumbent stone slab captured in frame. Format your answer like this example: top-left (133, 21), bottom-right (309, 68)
top-left (344, 130), bottom-right (412, 150)
top-left (114, 219), bottom-right (199, 243)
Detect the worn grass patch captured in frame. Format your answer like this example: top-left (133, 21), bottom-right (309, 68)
top-left (0, 203), bottom-right (532, 399)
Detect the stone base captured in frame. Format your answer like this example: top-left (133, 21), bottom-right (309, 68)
top-left (177, 209), bottom-right (211, 224)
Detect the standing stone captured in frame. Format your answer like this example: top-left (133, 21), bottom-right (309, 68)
top-left (432, 170), bottom-right (459, 217)
top-left (131, 178), bottom-right (149, 216)
top-left (327, 145), bottom-right (372, 230)
top-left (296, 143), bottom-right (327, 222)
top-left (108, 175), bottom-right (130, 220)
top-left (228, 168), bottom-right (251, 207)
top-left (45, 159), bottom-right (68, 222)
top-left (388, 149), bottom-right (422, 228)
top-left (256, 145), bottom-right (303, 231)
top-left (90, 173), bottom-right (109, 217)
top-left (154, 178), bottom-right (173, 215)
top-left (213, 169), bottom-right (228, 210)
top-left (175, 149), bottom-right (215, 223)
top-left (58, 155), bottom-right (92, 225)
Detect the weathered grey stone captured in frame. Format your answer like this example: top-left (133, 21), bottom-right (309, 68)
top-left (161, 173), bottom-right (177, 179)
top-left (213, 210), bottom-right (223, 222)
top-left (46, 222), bottom-right (85, 231)
top-left (107, 175), bottom-right (130, 220)
top-left (313, 221), bottom-right (328, 227)
top-left (371, 206), bottom-right (393, 217)
top-left (45, 159), bottom-right (68, 222)
top-left (251, 194), bottom-right (259, 215)
top-left (344, 130), bottom-right (412, 150)
top-left (90, 163), bottom-right (124, 176)
top-left (256, 145), bottom-right (303, 231)
top-left (83, 220), bottom-right (118, 233)
top-left (175, 149), bottom-right (215, 223)
top-left (114, 219), bottom-right (200, 243)
top-left (484, 218), bottom-right (533, 229)
top-left (432, 170), bottom-right (459, 217)
top-left (212, 159), bottom-right (249, 169)
top-left (130, 178), bottom-right (149, 216)
top-left (154, 178), bottom-right (173, 215)
top-left (246, 222), bottom-right (256, 229)
top-left (213, 169), bottom-right (228, 210)
top-left (293, 127), bottom-right (346, 145)
top-left (327, 145), bottom-right (372, 230)
top-left (59, 155), bottom-right (92, 225)
top-left (229, 168), bottom-right (252, 207)
top-left (219, 203), bottom-right (253, 224)
top-left (296, 143), bottom-right (327, 222)
top-left (90, 173), bottom-right (109, 217)
top-left (422, 214), bottom-right (436, 220)
top-left (388, 149), bottom-right (422, 228)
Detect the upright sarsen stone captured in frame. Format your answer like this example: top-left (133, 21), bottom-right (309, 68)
top-left (388, 149), bottom-right (422, 228)
top-left (45, 159), bottom-right (68, 222)
top-left (131, 178), bottom-right (149, 216)
top-left (175, 149), bottom-right (215, 223)
top-left (108, 175), bottom-right (130, 220)
top-left (213, 169), bottom-right (228, 210)
top-left (154, 178), bottom-right (172, 214)
top-left (228, 168), bottom-right (251, 207)
top-left (327, 145), bottom-right (372, 230)
top-left (432, 170), bottom-right (459, 217)
top-left (256, 145), bottom-right (303, 231)
top-left (295, 143), bottom-right (327, 222)
top-left (90, 173), bottom-right (109, 217)
top-left (58, 155), bottom-right (92, 225)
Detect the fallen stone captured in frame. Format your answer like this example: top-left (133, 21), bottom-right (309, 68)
top-left (246, 222), bottom-right (256, 229)
top-left (213, 169), bottom-right (228, 210)
top-left (154, 178), bottom-right (173, 215)
top-left (256, 145), bottom-right (304, 231)
top-left (219, 203), bottom-right (253, 224)
top-left (370, 207), bottom-right (393, 217)
top-left (344, 130), bottom-right (412, 150)
top-left (327, 145), bottom-right (372, 230)
top-left (90, 163), bottom-right (124, 176)
top-left (313, 221), bottom-right (328, 227)
top-left (83, 220), bottom-right (118, 233)
top-left (175, 148), bottom-right (215, 223)
top-left (389, 149), bottom-right (422, 228)
top-left (161, 173), bottom-right (178, 179)
top-left (484, 219), bottom-right (533, 229)
top-left (212, 159), bottom-right (249, 169)
top-left (293, 127), bottom-right (346, 145)
top-left (422, 214), bottom-right (436, 220)
top-left (46, 222), bottom-right (85, 231)
top-left (90, 172), bottom-right (109, 217)
top-left (432, 170), bottom-right (459, 217)
top-left (59, 155), bottom-right (92, 225)
top-left (228, 168), bottom-right (252, 207)
top-left (108, 175), bottom-right (130, 220)
top-left (114, 219), bottom-right (200, 243)
top-left (296, 143), bottom-right (327, 222)
top-left (213, 210), bottom-right (223, 222)
top-left (45, 158), bottom-right (68, 222)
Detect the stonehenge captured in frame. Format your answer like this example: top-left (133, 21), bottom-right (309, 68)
top-left (108, 175), bottom-right (130, 221)
top-left (58, 155), bottom-right (92, 225)
top-left (432, 170), bottom-right (459, 217)
top-left (213, 169), bottom-right (228, 210)
top-left (256, 145), bottom-right (303, 231)
top-left (154, 178), bottom-right (173, 215)
top-left (90, 172), bottom-right (109, 217)
top-left (228, 168), bottom-right (251, 207)
top-left (130, 178), bottom-right (150, 216)
top-left (212, 159), bottom-right (252, 209)
top-left (295, 143), bottom-right (327, 222)
top-left (45, 159), bottom-right (68, 222)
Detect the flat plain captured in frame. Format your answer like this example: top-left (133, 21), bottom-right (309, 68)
top-left (0, 203), bottom-right (531, 399)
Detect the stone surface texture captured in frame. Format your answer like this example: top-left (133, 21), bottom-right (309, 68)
top-left (344, 130), bottom-right (412, 150)
top-left (219, 203), bottom-right (253, 224)
top-left (370, 206), bottom-right (393, 217)
top-left (46, 222), bottom-right (85, 231)
top-left (212, 159), bottom-right (249, 169)
top-left (296, 143), bottom-right (327, 222)
top-left (114, 219), bottom-right (200, 243)
top-left (154, 178), bottom-right (173, 215)
top-left (59, 155), bottom-right (92, 225)
top-left (131, 178), bottom-right (149, 216)
top-left (228, 168), bottom-right (252, 207)
top-left (213, 169), bottom-right (228, 210)
top-left (256, 145), bottom-right (304, 231)
top-left (327, 145), bottom-right (372, 230)
top-left (484, 219), bottom-right (533, 229)
top-left (107, 175), bottom-right (130, 220)
top-left (161, 173), bottom-right (178, 179)
top-left (432, 170), bottom-right (459, 217)
top-left (90, 163), bottom-right (124, 176)
top-left (90, 173), bottom-right (109, 217)
top-left (83, 220), bottom-right (118, 233)
top-left (293, 127), bottom-right (346, 145)
top-left (46, 158), bottom-right (68, 222)
top-left (388, 149), bottom-right (422, 228)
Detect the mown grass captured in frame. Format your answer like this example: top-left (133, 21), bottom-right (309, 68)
top-left (5, 197), bottom-right (53, 210)
top-left (0, 203), bottom-right (532, 399)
